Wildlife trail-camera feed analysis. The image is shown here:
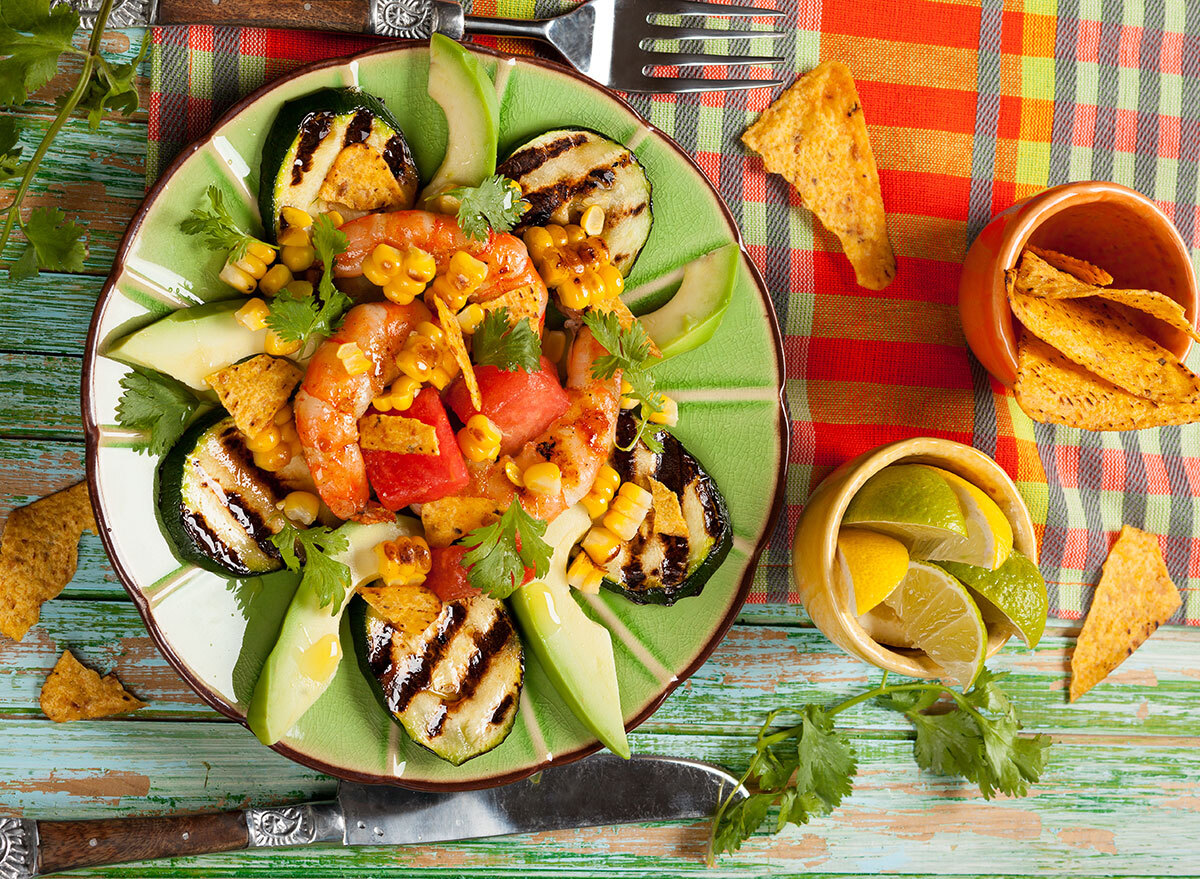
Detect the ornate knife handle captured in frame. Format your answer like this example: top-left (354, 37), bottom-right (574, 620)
top-left (0, 804), bottom-right (343, 878)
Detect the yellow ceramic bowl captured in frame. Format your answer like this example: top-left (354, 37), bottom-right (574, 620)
top-left (792, 438), bottom-right (1038, 678)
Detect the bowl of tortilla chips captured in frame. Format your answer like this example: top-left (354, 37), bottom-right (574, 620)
top-left (959, 182), bottom-right (1198, 429)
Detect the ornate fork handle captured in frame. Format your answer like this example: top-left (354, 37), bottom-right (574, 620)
top-left (0, 818), bottom-right (38, 879)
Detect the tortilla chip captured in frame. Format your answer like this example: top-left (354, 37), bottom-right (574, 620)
top-left (589, 296), bottom-right (662, 358)
top-left (474, 284), bottom-right (545, 327)
top-left (420, 496), bottom-right (504, 548)
top-left (1093, 289), bottom-right (1200, 343)
top-left (318, 143), bottom-right (407, 212)
top-left (432, 295), bottom-right (481, 410)
top-left (358, 413), bottom-right (439, 455)
top-left (742, 61), bottom-right (895, 291)
top-left (649, 478), bottom-right (688, 538)
top-left (0, 482), bottom-right (97, 642)
top-left (40, 650), bottom-right (146, 722)
top-left (1015, 334), bottom-right (1200, 431)
top-left (1026, 245), bottom-right (1114, 286)
top-left (206, 355), bottom-right (302, 438)
top-left (1070, 526), bottom-right (1180, 701)
top-left (1008, 290), bottom-right (1200, 403)
top-left (357, 583), bottom-right (441, 644)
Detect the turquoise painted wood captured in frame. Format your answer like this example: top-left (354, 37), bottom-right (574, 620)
top-left (2, 26), bottom-right (1200, 879)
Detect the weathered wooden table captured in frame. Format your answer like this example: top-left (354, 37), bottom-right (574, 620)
top-left (3, 27), bottom-right (1200, 879)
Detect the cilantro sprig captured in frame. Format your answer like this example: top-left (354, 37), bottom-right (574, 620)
top-left (458, 501), bottom-right (552, 599)
top-left (115, 367), bottom-right (205, 455)
top-left (446, 175), bottom-right (529, 242)
top-left (181, 185), bottom-right (276, 264)
top-left (1, 0), bottom-right (148, 279)
top-left (582, 309), bottom-right (668, 453)
top-left (265, 213), bottom-right (352, 343)
top-left (269, 522), bottom-right (352, 614)
top-left (471, 307), bottom-right (542, 372)
top-left (708, 669), bottom-right (1051, 863)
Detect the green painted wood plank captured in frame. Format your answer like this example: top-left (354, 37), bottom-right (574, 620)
top-left (0, 274), bottom-right (100, 352)
top-left (1, 721), bottom-right (1198, 876)
top-left (0, 353), bottom-right (82, 440)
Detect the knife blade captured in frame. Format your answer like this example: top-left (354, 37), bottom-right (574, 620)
top-left (8, 753), bottom-right (746, 877)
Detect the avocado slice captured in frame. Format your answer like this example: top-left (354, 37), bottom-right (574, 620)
top-left (105, 300), bottom-right (267, 391)
top-left (508, 505), bottom-right (631, 759)
top-left (419, 33), bottom-right (500, 208)
top-left (247, 517), bottom-right (421, 746)
top-left (633, 243), bottom-right (739, 360)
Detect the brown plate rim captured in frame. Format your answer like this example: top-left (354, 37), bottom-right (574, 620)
top-left (81, 39), bottom-right (791, 792)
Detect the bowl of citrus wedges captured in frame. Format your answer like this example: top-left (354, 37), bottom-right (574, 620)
top-left (792, 438), bottom-right (1048, 687)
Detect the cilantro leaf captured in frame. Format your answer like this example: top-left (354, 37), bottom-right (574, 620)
top-left (793, 705), bottom-right (857, 813)
top-left (180, 185), bottom-right (272, 262)
top-left (0, 0), bottom-right (80, 106)
top-left (446, 175), bottom-right (529, 242)
top-left (0, 117), bottom-right (25, 184)
top-left (11, 205), bottom-right (86, 280)
top-left (65, 37), bottom-right (149, 129)
top-left (709, 794), bottom-right (773, 860)
top-left (269, 522), bottom-right (352, 613)
top-left (471, 307), bottom-right (541, 372)
top-left (265, 214), bottom-right (351, 343)
top-left (458, 501), bottom-right (551, 599)
top-left (581, 309), bottom-right (668, 453)
top-left (115, 367), bottom-right (203, 455)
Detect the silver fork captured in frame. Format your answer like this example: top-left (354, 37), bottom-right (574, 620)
top-left (453, 0), bottom-right (789, 93)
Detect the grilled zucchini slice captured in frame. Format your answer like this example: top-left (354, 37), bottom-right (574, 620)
top-left (259, 88), bottom-right (419, 239)
top-left (354, 592), bottom-right (523, 765)
top-left (498, 128), bottom-right (652, 276)
top-left (599, 416), bottom-right (732, 605)
top-left (156, 411), bottom-right (287, 577)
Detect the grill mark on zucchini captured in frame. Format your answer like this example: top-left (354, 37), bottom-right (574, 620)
top-left (500, 132), bottom-right (589, 179)
top-left (389, 602), bottom-right (467, 713)
top-left (344, 109), bottom-right (372, 146)
top-left (179, 506), bottom-right (251, 575)
top-left (425, 703), bottom-right (448, 738)
top-left (292, 111), bottom-right (334, 185)
top-left (382, 135), bottom-right (414, 181)
top-left (519, 159), bottom-right (632, 228)
top-left (490, 693), bottom-right (515, 725)
top-left (453, 612), bottom-right (514, 705)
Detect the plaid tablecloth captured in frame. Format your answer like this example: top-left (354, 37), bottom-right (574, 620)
top-left (148, 0), bottom-right (1200, 624)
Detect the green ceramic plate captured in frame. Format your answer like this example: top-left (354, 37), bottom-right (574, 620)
top-left (82, 43), bottom-right (788, 790)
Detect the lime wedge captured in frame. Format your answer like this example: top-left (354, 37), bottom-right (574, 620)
top-left (842, 465), bottom-right (968, 557)
top-left (837, 528), bottom-right (910, 615)
top-left (936, 551), bottom-right (1048, 647)
top-left (919, 467), bottom-right (1014, 569)
top-left (883, 562), bottom-right (986, 690)
top-left (857, 601), bottom-right (915, 649)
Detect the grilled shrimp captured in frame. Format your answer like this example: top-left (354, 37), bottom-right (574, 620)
top-left (294, 300), bottom-right (431, 520)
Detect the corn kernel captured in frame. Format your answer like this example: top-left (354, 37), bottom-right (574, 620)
top-left (280, 490), bottom-right (320, 526)
top-left (584, 236), bottom-right (611, 267)
top-left (523, 461), bottom-right (562, 496)
top-left (542, 329), bottom-right (567, 365)
top-left (337, 341), bottom-right (372, 376)
top-left (403, 247), bottom-right (437, 283)
top-left (536, 253), bottom-right (570, 288)
top-left (416, 321), bottom-right (444, 344)
top-left (372, 394), bottom-right (393, 412)
top-left (235, 297), bottom-right (270, 332)
top-left (567, 552), bottom-right (605, 594)
top-left (235, 252), bottom-right (269, 279)
top-left (388, 376), bottom-right (422, 411)
top-left (265, 331), bottom-right (302, 357)
top-left (564, 224), bottom-right (586, 244)
top-left (281, 244), bottom-right (316, 273)
top-left (374, 535), bottom-right (433, 587)
top-left (259, 264), bottom-right (293, 297)
top-left (448, 250), bottom-right (489, 290)
top-left (285, 279), bottom-right (314, 297)
top-left (598, 263), bottom-right (624, 298)
top-left (397, 338), bottom-right (438, 383)
top-left (274, 404), bottom-right (294, 426)
top-left (581, 464), bottom-right (620, 519)
top-left (545, 224), bottom-right (568, 248)
top-left (504, 460), bottom-right (524, 488)
top-left (578, 269), bottom-right (605, 302)
top-left (279, 421), bottom-right (298, 445)
top-left (523, 227), bottom-right (555, 259)
top-left (247, 240), bottom-right (277, 264)
top-left (617, 481), bottom-right (652, 508)
top-left (278, 226), bottom-right (310, 247)
top-left (620, 379), bottom-right (638, 410)
top-left (457, 414), bottom-right (502, 463)
top-left (220, 261), bottom-right (256, 294)
top-left (452, 303), bottom-right (483, 334)
top-left (582, 525), bottom-right (622, 565)
top-left (361, 254), bottom-right (391, 287)
top-left (245, 424), bottom-right (281, 452)
top-left (254, 444), bottom-right (292, 472)
top-left (604, 482), bottom-right (652, 540)
top-left (281, 206), bottom-right (313, 229)
top-left (581, 205), bottom-right (605, 236)
top-left (559, 276), bottom-right (591, 310)
top-left (430, 276), bottom-right (470, 311)
top-left (384, 274), bottom-right (425, 305)
top-left (372, 244), bottom-right (404, 277)
top-left (648, 395), bottom-right (679, 427)
top-left (324, 210), bottom-right (345, 227)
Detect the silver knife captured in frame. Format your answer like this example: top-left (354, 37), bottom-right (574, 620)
top-left (0, 754), bottom-right (746, 877)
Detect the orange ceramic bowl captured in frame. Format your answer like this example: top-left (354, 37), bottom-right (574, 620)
top-left (958, 181), bottom-right (1198, 387)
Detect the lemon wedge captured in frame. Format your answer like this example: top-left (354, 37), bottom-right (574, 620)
top-left (837, 528), bottom-right (910, 615)
top-left (883, 562), bottom-right (986, 690)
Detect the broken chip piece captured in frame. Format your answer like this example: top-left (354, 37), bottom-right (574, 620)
top-left (649, 478), bottom-right (689, 538)
top-left (742, 60), bottom-right (896, 291)
top-left (357, 583), bottom-right (441, 645)
top-left (0, 482), bottom-right (97, 642)
top-left (40, 650), bottom-right (146, 722)
top-left (319, 143), bottom-right (410, 212)
top-left (205, 354), bottom-right (302, 438)
top-left (433, 294), bottom-right (481, 411)
top-left (1070, 526), bottom-right (1181, 702)
top-left (358, 413), bottom-right (440, 455)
